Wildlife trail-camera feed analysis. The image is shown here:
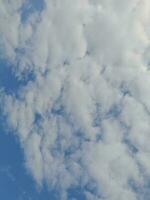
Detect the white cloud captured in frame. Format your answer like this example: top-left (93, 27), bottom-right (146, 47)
top-left (1, 0), bottom-right (150, 199)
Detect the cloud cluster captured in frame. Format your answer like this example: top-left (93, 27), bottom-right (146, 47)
top-left (1, 0), bottom-right (150, 199)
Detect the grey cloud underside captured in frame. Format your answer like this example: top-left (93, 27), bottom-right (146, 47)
top-left (1, 0), bottom-right (150, 199)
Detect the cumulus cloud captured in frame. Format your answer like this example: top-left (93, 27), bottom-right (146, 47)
top-left (1, 0), bottom-right (150, 199)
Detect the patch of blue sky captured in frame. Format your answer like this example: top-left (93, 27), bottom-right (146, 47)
top-left (106, 104), bottom-right (121, 119)
top-left (139, 182), bottom-right (150, 200)
top-left (20, 0), bottom-right (45, 23)
top-left (68, 180), bottom-right (102, 200)
top-left (0, 114), bottom-right (59, 200)
top-left (0, 59), bottom-right (20, 94)
top-left (0, 58), bottom-right (35, 95)
top-left (68, 187), bottom-right (86, 200)
top-left (123, 138), bottom-right (139, 154)
top-left (92, 103), bottom-right (102, 127)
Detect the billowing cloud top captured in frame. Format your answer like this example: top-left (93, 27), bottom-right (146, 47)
top-left (0, 0), bottom-right (150, 199)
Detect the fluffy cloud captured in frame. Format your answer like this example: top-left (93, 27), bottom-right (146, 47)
top-left (1, 0), bottom-right (150, 199)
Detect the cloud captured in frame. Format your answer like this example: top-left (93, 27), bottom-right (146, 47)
top-left (1, 0), bottom-right (150, 199)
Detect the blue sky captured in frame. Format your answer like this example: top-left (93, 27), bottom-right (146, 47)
top-left (21, 0), bottom-right (45, 20)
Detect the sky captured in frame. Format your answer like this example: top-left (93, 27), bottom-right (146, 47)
top-left (0, 0), bottom-right (150, 200)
